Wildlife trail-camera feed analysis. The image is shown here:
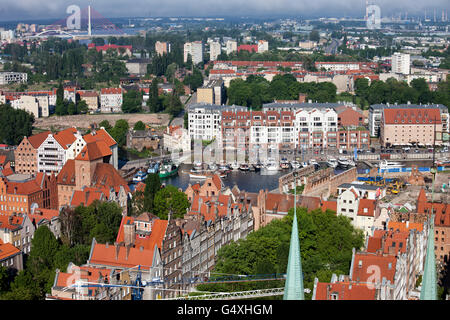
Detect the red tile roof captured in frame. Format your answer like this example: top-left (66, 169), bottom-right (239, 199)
top-left (321, 200), bottom-right (337, 213)
top-left (75, 141), bottom-right (112, 161)
top-left (351, 253), bottom-right (397, 283)
top-left (388, 221), bottom-right (424, 233)
top-left (314, 281), bottom-right (376, 300)
top-left (383, 108), bottom-right (442, 125)
top-left (28, 208), bottom-right (59, 225)
top-left (83, 129), bottom-right (117, 148)
top-left (27, 131), bottom-right (51, 149)
top-left (0, 243), bottom-right (21, 261)
top-left (91, 163), bottom-right (130, 194)
top-left (70, 187), bottom-right (106, 207)
top-left (100, 88), bottom-right (123, 95)
top-left (89, 242), bottom-right (156, 270)
top-left (54, 128), bottom-right (77, 150)
top-left (57, 159), bottom-right (76, 185)
top-left (357, 199), bottom-right (376, 217)
top-left (0, 214), bottom-right (24, 231)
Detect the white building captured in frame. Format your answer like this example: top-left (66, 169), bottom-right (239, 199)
top-left (225, 40), bottom-right (237, 55)
top-left (337, 187), bottom-right (377, 239)
top-left (0, 30), bottom-right (15, 41)
top-left (209, 41), bottom-right (221, 61)
top-left (163, 126), bottom-right (191, 153)
top-left (0, 72), bottom-right (27, 85)
top-left (257, 40), bottom-right (269, 53)
top-left (391, 53), bottom-right (410, 75)
top-left (10, 95), bottom-right (39, 118)
top-left (100, 88), bottom-right (123, 113)
top-left (184, 41), bottom-right (204, 65)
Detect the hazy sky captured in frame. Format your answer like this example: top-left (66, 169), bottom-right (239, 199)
top-left (0, 0), bottom-right (448, 21)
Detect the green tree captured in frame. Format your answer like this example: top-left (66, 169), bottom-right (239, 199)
top-left (198, 207), bottom-right (364, 298)
top-left (109, 119), bottom-right (129, 147)
top-left (77, 100), bottom-right (89, 114)
top-left (0, 104), bottom-right (34, 145)
top-left (143, 173), bottom-right (161, 212)
top-left (153, 185), bottom-right (190, 219)
top-left (99, 120), bottom-right (112, 131)
top-left (122, 90), bottom-right (143, 113)
top-left (133, 120), bottom-right (146, 131)
top-left (149, 78), bottom-right (162, 113)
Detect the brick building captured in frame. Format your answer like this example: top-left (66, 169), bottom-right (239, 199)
top-left (0, 173), bottom-right (58, 216)
top-left (14, 131), bottom-right (50, 175)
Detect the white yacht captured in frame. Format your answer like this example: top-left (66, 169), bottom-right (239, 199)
top-left (301, 162), bottom-right (308, 168)
top-left (208, 163), bottom-right (218, 171)
top-left (230, 162), bottom-right (240, 170)
top-left (309, 159), bottom-right (318, 166)
top-left (265, 158), bottom-right (279, 171)
top-left (338, 157), bottom-right (351, 167)
top-left (379, 160), bottom-right (404, 170)
top-left (291, 161), bottom-right (301, 169)
top-left (326, 158), bottom-right (338, 168)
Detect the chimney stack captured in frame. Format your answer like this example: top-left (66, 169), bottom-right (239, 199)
top-left (123, 220), bottom-right (136, 247)
top-left (114, 242), bottom-right (120, 260)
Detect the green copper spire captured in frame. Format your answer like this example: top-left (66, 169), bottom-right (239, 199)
top-left (420, 214), bottom-right (437, 300)
top-left (283, 188), bottom-right (304, 300)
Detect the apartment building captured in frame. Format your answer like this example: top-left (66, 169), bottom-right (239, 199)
top-left (257, 40), bottom-right (269, 53)
top-left (209, 41), bottom-right (221, 61)
top-left (155, 41), bottom-right (171, 56)
top-left (77, 90), bottom-right (99, 111)
top-left (184, 41), bottom-right (204, 65)
top-left (225, 40), bottom-right (237, 55)
top-left (369, 104), bottom-right (449, 137)
top-left (100, 88), bottom-right (123, 113)
top-left (391, 53), bottom-right (411, 75)
top-left (116, 213), bottom-right (184, 298)
top-left (187, 103), bottom-right (247, 141)
top-left (0, 72), bottom-right (27, 85)
top-left (380, 108), bottom-right (443, 147)
top-left (196, 79), bottom-right (225, 105)
top-left (189, 102), bottom-right (369, 151)
top-left (10, 95), bottom-right (39, 118)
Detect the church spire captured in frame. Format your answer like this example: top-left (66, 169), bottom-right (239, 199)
top-left (420, 214), bottom-right (437, 300)
top-left (283, 192), bottom-right (304, 300)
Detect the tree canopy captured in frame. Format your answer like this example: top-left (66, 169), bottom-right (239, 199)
top-left (0, 104), bottom-right (34, 145)
top-left (197, 207), bottom-right (364, 299)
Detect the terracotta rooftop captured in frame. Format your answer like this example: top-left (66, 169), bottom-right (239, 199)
top-left (0, 243), bottom-right (21, 261)
top-left (54, 127), bottom-right (78, 150)
top-left (89, 241), bottom-right (156, 270)
top-left (351, 253), bottom-right (397, 283)
top-left (383, 108), bottom-right (442, 125)
top-left (57, 159), bottom-right (76, 185)
top-left (314, 281), bottom-right (376, 300)
top-left (83, 129), bottom-right (117, 148)
top-left (27, 131), bottom-right (50, 149)
top-left (75, 141), bottom-right (112, 161)
top-left (70, 187), bottom-right (106, 207)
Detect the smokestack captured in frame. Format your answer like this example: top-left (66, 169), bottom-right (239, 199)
top-left (88, 5), bottom-right (92, 36)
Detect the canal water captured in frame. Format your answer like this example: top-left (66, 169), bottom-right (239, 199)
top-left (129, 162), bottom-right (363, 193)
top-left (128, 159), bottom-right (436, 193)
